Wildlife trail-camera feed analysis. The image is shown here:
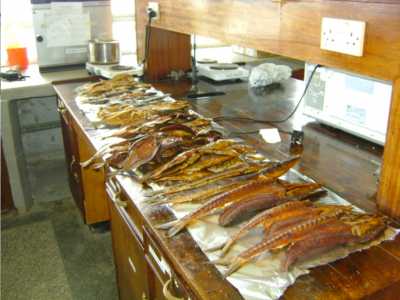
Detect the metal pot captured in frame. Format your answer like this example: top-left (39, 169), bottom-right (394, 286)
top-left (88, 39), bottom-right (120, 64)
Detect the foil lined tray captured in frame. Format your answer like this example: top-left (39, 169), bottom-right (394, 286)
top-left (168, 169), bottom-right (398, 300)
top-left (74, 83), bottom-right (399, 300)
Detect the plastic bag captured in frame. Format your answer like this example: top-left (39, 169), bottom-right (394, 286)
top-left (249, 63), bottom-right (292, 88)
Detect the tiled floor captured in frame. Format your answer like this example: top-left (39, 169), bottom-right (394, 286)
top-left (1, 198), bottom-right (118, 300)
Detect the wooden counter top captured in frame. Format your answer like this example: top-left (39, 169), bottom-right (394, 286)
top-left (53, 77), bottom-right (400, 300)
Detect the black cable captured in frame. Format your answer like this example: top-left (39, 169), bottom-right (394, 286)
top-left (229, 128), bottom-right (292, 136)
top-left (213, 64), bottom-right (321, 125)
top-left (142, 10), bottom-right (155, 65)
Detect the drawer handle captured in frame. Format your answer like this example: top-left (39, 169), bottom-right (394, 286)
top-left (111, 186), bottom-right (128, 207)
top-left (108, 182), bottom-right (128, 208)
top-left (57, 99), bottom-right (66, 110)
top-left (73, 172), bottom-right (80, 183)
top-left (113, 191), bottom-right (127, 208)
top-left (59, 107), bottom-right (69, 125)
top-left (128, 256), bottom-right (136, 273)
top-left (70, 156), bottom-right (76, 171)
top-left (142, 292), bottom-right (148, 300)
top-left (163, 279), bottom-right (183, 300)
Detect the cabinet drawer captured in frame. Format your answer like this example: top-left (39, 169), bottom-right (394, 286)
top-left (106, 178), bottom-right (145, 242)
top-left (143, 226), bottom-right (192, 300)
top-left (109, 195), bottom-right (149, 300)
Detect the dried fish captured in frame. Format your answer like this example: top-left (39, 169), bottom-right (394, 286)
top-left (146, 139), bottom-right (239, 181)
top-left (220, 207), bottom-right (358, 276)
top-left (218, 182), bottom-right (322, 226)
top-left (147, 181), bottom-right (246, 206)
top-left (152, 156), bottom-right (300, 198)
top-left (207, 157), bottom-right (246, 173)
top-left (157, 157), bottom-right (300, 237)
top-left (208, 200), bottom-right (313, 256)
top-left (176, 154), bottom-right (235, 175)
top-left (156, 170), bottom-right (213, 183)
top-left (118, 135), bottom-right (159, 170)
top-left (281, 214), bottom-right (386, 271)
top-left (263, 204), bottom-right (351, 238)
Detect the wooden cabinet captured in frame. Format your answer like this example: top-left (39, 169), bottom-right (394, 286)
top-left (106, 178), bottom-right (192, 300)
top-left (1, 141), bottom-right (14, 213)
top-left (58, 98), bottom-right (85, 215)
top-left (144, 227), bottom-right (192, 300)
top-left (107, 181), bottom-right (149, 300)
top-left (58, 98), bottom-right (109, 224)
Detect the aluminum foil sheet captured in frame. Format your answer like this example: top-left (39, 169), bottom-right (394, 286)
top-left (170, 194), bottom-right (398, 300)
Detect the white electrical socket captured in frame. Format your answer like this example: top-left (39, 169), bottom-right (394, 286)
top-left (321, 17), bottom-right (366, 57)
top-left (147, 2), bottom-right (160, 20)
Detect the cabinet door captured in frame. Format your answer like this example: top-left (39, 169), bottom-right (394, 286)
top-left (144, 227), bottom-right (192, 300)
top-left (58, 99), bottom-right (85, 217)
top-left (108, 191), bottom-right (149, 300)
top-left (75, 123), bottom-right (109, 224)
top-left (145, 255), bottom-right (192, 300)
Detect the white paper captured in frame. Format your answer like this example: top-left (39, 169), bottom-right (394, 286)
top-left (259, 128), bottom-right (281, 144)
top-left (50, 2), bottom-right (83, 14)
top-left (46, 8), bottom-right (91, 48)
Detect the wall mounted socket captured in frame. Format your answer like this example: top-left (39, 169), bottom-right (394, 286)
top-left (321, 17), bottom-right (366, 57)
top-left (147, 2), bottom-right (160, 20)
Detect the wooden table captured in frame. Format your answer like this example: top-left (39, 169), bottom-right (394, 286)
top-left (53, 77), bottom-right (400, 300)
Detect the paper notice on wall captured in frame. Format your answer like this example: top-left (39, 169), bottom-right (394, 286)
top-left (46, 13), bottom-right (91, 47)
top-left (46, 2), bottom-right (91, 48)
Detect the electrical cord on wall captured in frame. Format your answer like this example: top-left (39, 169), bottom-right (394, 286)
top-left (213, 64), bottom-right (321, 135)
top-left (142, 8), bottom-right (157, 65)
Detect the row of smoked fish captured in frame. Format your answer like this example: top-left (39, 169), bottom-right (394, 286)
top-left (79, 74), bottom-right (388, 277)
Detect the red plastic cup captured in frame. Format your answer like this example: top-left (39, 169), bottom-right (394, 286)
top-left (7, 47), bottom-right (29, 70)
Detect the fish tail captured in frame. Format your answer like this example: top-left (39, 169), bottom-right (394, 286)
top-left (167, 220), bottom-right (188, 237)
top-left (107, 170), bottom-right (121, 178)
top-left (223, 258), bottom-right (246, 278)
top-left (143, 189), bottom-right (162, 197)
top-left (208, 257), bottom-right (230, 266)
top-left (81, 147), bottom-right (108, 167)
top-left (220, 241), bottom-right (234, 256)
top-left (204, 242), bottom-right (226, 252)
top-left (155, 219), bottom-right (179, 230)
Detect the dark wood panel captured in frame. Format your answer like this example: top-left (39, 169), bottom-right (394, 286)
top-left (75, 124), bottom-right (109, 224)
top-left (135, 0), bottom-right (400, 220)
top-left (136, 0), bottom-right (400, 81)
top-left (378, 78), bottom-right (400, 220)
top-left (327, 245), bottom-right (400, 299)
top-left (58, 101), bottom-right (85, 219)
top-left (109, 195), bottom-right (149, 300)
top-left (144, 27), bottom-right (191, 81)
top-left (56, 80), bottom-right (110, 225)
top-left (1, 142), bottom-right (14, 213)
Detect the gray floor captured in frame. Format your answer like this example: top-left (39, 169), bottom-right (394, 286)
top-left (27, 156), bottom-right (72, 203)
top-left (1, 198), bottom-right (118, 300)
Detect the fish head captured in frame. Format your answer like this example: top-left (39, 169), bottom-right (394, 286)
top-left (261, 156), bottom-right (301, 179)
top-left (341, 214), bottom-right (387, 237)
top-left (285, 182), bottom-right (322, 196)
top-left (317, 205), bottom-right (354, 217)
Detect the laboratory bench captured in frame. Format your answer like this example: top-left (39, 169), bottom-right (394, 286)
top-left (1, 65), bottom-right (90, 212)
top-left (52, 76), bottom-right (400, 300)
top-left (0, 52), bottom-right (302, 213)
